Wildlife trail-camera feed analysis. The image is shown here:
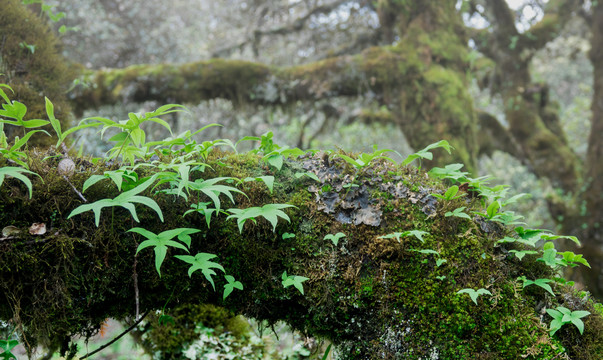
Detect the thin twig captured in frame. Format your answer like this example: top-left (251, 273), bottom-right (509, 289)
top-left (63, 174), bottom-right (87, 202)
top-left (80, 309), bottom-right (151, 359)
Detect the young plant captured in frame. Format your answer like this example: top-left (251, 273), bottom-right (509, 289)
top-left (411, 248), bottom-right (447, 267)
top-left (281, 271), bottom-right (309, 295)
top-left (184, 202), bottom-right (222, 228)
top-left (336, 145), bottom-right (399, 170)
top-left (46, 97), bottom-right (100, 149)
top-left (243, 176), bottom-right (275, 194)
top-left (428, 163), bottom-right (468, 181)
top-left (294, 171), bottom-right (319, 181)
top-left (324, 232), bottom-right (346, 246)
top-left (517, 276), bottom-right (555, 296)
top-left (223, 275), bottom-right (243, 300)
top-left (227, 203), bottom-right (296, 233)
top-left (82, 168), bottom-right (140, 193)
top-left (0, 167), bottom-right (40, 198)
top-left (445, 206), bottom-right (472, 220)
top-left (457, 288), bottom-right (492, 305)
top-left (130, 227), bottom-right (200, 277)
top-left (68, 176), bottom-right (163, 226)
top-left (88, 104), bottom-right (186, 164)
top-left (432, 185), bottom-right (465, 201)
top-left (0, 339), bottom-right (18, 360)
top-left (174, 252), bottom-right (225, 290)
top-left (401, 140), bottom-right (452, 167)
top-left (546, 306), bottom-right (590, 336)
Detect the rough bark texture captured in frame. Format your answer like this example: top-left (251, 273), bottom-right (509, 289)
top-left (1, 149), bottom-right (603, 359)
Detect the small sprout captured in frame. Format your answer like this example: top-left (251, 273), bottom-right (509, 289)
top-left (457, 288), bottom-right (492, 305)
top-left (547, 306), bottom-right (590, 336)
top-left (324, 232), bottom-right (346, 246)
top-left (281, 271), bottom-right (309, 295)
top-left (223, 275), bottom-right (243, 300)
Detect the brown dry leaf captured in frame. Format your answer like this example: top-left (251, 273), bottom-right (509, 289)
top-left (2, 225), bottom-right (20, 237)
top-left (29, 222), bottom-right (47, 235)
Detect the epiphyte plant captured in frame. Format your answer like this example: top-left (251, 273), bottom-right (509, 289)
top-left (130, 227), bottom-right (201, 277)
top-left (324, 232), bottom-right (346, 246)
top-left (281, 271), bottom-right (309, 295)
top-left (227, 203), bottom-right (296, 233)
top-left (68, 175), bottom-right (164, 226)
top-left (457, 288), bottom-right (492, 305)
top-left (546, 306), bottom-right (590, 336)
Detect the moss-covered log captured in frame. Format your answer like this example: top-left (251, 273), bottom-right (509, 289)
top-left (1, 148), bottom-right (603, 359)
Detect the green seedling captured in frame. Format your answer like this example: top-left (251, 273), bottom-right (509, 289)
top-left (223, 275), bottom-right (243, 300)
top-left (227, 203), bottom-right (296, 232)
top-left (457, 288), bottom-right (491, 305)
top-left (175, 252), bottom-right (225, 290)
top-left (281, 271), bottom-right (309, 295)
top-left (130, 227), bottom-right (200, 277)
top-left (324, 232), bottom-right (346, 246)
top-left (547, 306), bottom-right (590, 336)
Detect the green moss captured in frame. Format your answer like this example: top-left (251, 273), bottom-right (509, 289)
top-left (0, 0), bottom-right (76, 147)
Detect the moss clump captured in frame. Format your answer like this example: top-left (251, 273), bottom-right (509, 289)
top-left (1, 148), bottom-right (603, 359)
top-left (0, 0), bottom-right (76, 146)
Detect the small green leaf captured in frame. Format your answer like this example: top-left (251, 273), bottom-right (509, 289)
top-left (282, 232), bottom-right (296, 240)
top-left (0, 339), bottom-right (18, 360)
top-left (223, 275), bottom-right (243, 300)
top-left (324, 232), bottom-right (346, 246)
top-left (175, 252), bottom-right (225, 290)
top-left (0, 167), bottom-right (40, 198)
top-left (294, 171), bottom-right (319, 181)
top-left (457, 288), bottom-right (491, 305)
top-left (281, 271), bottom-right (309, 295)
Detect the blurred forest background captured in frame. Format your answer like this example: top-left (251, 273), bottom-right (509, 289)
top-left (1, 0), bottom-right (602, 358)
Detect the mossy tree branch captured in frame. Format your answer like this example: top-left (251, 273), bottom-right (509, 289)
top-left (1, 149), bottom-right (603, 359)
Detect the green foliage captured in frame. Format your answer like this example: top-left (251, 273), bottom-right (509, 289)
top-left (46, 97), bottom-right (100, 149)
top-left (68, 175), bottom-right (164, 226)
top-left (324, 232), bottom-right (346, 246)
top-left (82, 168), bottom-right (140, 193)
top-left (174, 253), bottom-right (225, 290)
top-left (546, 306), bottom-right (590, 336)
top-left (0, 340), bottom-right (18, 360)
top-left (445, 206), bottom-right (471, 220)
top-left (0, 167), bottom-right (40, 198)
top-left (457, 288), bottom-right (492, 305)
top-left (294, 171), bottom-right (319, 181)
top-left (87, 104), bottom-right (186, 164)
top-left (240, 131), bottom-right (305, 170)
top-left (432, 185), bottom-right (464, 200)
top-left (428, 163), bottom-right (468, 180)
top-left (518, 276), bottom-right (556, 296)
top-left (223, 275), bottom-right (243, 300)
top-left (243, 175), bottom-right (275, 194)
top-left (184, 202), bottom-right (221, 228)
top-left (131, 227), bottom-right (200, 277)
top-left (401, 140), bottom-right (452, 167)
top-left (227, 203), bottom-right (296, 233)
top-left (281, 271), bottom-right (309, 295)
top-left (336, 145), bottom-right (398, 169)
